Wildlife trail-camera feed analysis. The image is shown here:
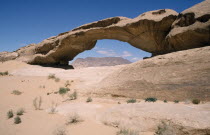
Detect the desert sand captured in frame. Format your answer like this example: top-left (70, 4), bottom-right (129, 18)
top-left (0, 60), bottom-right (210, 135)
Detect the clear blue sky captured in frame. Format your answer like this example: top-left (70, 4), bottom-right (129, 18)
top-left (0, 0), bottom-right (203, 62)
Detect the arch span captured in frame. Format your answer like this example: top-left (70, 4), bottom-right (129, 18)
top-left (2, 0), bottom-right (209, 65)
top-left (28, 9), bottom-right (178, 65)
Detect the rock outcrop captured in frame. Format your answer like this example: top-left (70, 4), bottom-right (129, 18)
top-left (72, 57), bottom-right (131, 68)
top-left (28, 9), bottom-right (178, 65)
top-left (167, 0), bottom-right (210, 51)
top-left (95, 46), bottom-right (210, 101)
top-left (0, 0), bottom-right (209, 65)
top-left (0, 52), bottom-right (18, 62)
top-left (0, 44), bottom-right (36, 62)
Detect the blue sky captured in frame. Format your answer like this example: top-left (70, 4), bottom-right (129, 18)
top-left (0, 0), bottom-right (203, 62)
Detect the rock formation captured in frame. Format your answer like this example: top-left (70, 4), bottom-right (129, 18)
top-left (72, 57), bottom-right (131, 68)
top-left (167, 0), bottom-right (210, 51)
top-left (0, 0), bottom-right (209, 65)
top-left (27, 9), bottom-right (178, 65)
top-left (0, 52), bottom-right (18, 62)
top-left (95, 46), bottom-right (210, 101)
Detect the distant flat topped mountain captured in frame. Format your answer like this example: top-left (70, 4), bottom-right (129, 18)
top-left (71, 57), bottom-right (132, 68)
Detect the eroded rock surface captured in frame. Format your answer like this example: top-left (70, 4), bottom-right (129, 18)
top-left (95, 46), bottom-right (210, 101)
top-left (0, 0), bottom-right (209, 65)
top-left (29, 9), bottom-right (177, 65)
top-left (0, 52), bottom-right (18, 62)
top-left (167, 0), bottom-right (210, 51)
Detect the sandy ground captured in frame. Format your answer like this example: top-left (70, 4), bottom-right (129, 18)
top-left (0, 60), bottom-right (210, 135)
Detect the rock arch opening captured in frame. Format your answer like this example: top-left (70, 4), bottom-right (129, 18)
top-left (69, 39), bottom-right (151, 67)
top-left (27, 10), bottom-right (179, 66)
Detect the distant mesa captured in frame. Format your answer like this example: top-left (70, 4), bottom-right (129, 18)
top-left (72, 57), bottom-right (131, 68)
top-left (0, 0), bottom-right (209, 65)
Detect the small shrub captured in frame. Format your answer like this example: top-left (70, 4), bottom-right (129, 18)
top-left (68, 91), bottom-right (77, 100)
top-left (65, 80), bottom-right (70, 87)
top-left (86, 97), bottom-right (92, 103)
top-left (102, 120), bottom-right (120, 128)
top-left (33, 96), bottom-right (42, 110)
top-left (155, 121), bottom-right (176, 135)
top-left (48, 74), bottom-right (56, 79)
top-left (14, 116), bottom-right (21, 124)
top-left (117, 128), bottom-right (139, 135)
top-left (39, 85), bottom-right (45, 89)
top-left (126, 99), bottom-right (136, 103)
top-left (38, 97), bottom-right (42, 109)
top-left (49, 107), bottom-right (57, 114)
top-left (111, 94), bottom-right (126, 98)
top-left (53, 127), bottom-right (67, 135)
top-left (59, 87), bottom-right (69, 96)
top-left (66, 113), bottom-right (82, 125)
top-left (174, 100), bottom-right (179, 103)
top-left (7, 110), bottom-right (14, 119)
top-left (145, 97), bottom-right (157, 102)
top-left (192, 99), bottom-right (200, 104)
top-left (16, 108), bottom-right (25, 115)
top-left (48, 74), bottom-right (61, 82)
top-left (49, 102), bottom-right (57, 114)
top-left (164, 100), bottom-right (167, 103)
top-left (4, 71), bottom-right (8, 75)
top-left (55, 78), bottom-right (60, 82)
top-left (33, 98), bottom-right (37, 109)
top-left (0, 71), bottom-right (9, 76)
top-left (11, 90), bottom-right (22, 95)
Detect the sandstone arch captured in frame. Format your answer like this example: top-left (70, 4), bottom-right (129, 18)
top-left (0, 0), bottom-right (210, 65)
top-left (29, 9), bottom-right (178, 65)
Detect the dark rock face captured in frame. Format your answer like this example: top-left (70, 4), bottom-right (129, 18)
top-left (0, 0), bottom-right (209, 65)
top-left (72, 57), bottom-right (131, 68)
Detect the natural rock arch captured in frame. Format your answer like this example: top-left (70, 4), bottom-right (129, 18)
top-left (0, 0), bottom-right (209, 65)
top-left (29, 9), bottom-right (178, 65)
